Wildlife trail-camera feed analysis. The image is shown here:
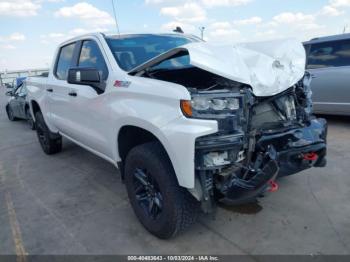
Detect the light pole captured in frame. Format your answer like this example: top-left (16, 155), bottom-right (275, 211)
top-left (199, 27), bottom-right (205, 40)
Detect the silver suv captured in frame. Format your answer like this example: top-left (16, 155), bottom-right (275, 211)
top-left (304, 33), bottom-right (350, 116)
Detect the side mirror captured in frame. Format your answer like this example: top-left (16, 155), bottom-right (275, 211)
top-left (5, 91), bottom-right (13, 96)
top-left (67, 68), bottom-right (105, 94)
top-left (67, 68), bottom-right (101, 86)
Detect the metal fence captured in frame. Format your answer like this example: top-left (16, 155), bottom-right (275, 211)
top-left (0, 68), bottom-right (49, 88)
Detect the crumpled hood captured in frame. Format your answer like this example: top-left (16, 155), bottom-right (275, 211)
top-left (183, 39), bottom-right (306, 97)
top-left (130, 38), bottom-right (306, 97)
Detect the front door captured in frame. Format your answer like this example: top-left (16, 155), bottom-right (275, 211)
top-left (66, 39), bottom-right (111, 157)
top-left (50, 38), bottom-right (112, 158)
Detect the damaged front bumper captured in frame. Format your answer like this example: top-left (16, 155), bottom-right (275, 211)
top-left (195, 117), bottom-right (327, 207)
top-left (257, 118), bottom-right (327, 177)
top-left (220, 145), bottom-right (280, 205)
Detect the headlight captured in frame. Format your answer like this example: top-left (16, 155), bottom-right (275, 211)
top-left (226, 98), bottom-right (240, 110)
top-left (181, 94), bottom-right (241, 118)
top-left (211, 98), bottom-right (227, 110)
top-left (191, 97), bottom-right (210, 111)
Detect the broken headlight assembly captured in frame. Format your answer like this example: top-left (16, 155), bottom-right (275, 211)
top-left (180, 93), bottom-right (242, 119)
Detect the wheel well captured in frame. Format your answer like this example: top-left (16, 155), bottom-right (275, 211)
top-left (31, 101), bottom-right (41, 116)
top-left (117, 126), bottom-right (174, 180)
top-left (118, 126), bottom-right (161, 162)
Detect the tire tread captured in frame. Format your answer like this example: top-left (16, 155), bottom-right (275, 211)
top-left (125, 141), bottom-right (199, 239)
top-left (35, 111), bottom-right (62, 155)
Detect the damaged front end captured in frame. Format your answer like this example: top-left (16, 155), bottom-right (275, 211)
top-left (131, 39), bottom-right (327, 211)
top-left (192, 73), bottom-right (327, 210)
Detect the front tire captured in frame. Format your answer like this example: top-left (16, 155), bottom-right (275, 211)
top-left (124, 142), bottom-right (200, 239)
top-left (35, 111), bottom-right (62, 155)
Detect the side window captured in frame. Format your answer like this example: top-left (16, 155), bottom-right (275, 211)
top-left (78, 40), bottom-right (108, 80)
top-left (55, 43), bottom-right (76, 80)
top-left (307, 40), bottom-right (350, 69)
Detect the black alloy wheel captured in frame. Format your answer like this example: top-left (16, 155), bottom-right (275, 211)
top-left (124, 142), bottom-right (200, 239)
top-left (36, 116), bottom-right (49, 149)
top-left (35, 111), bottom-right (62, 155)
top-left (133, 168), bottom-right (163, 220)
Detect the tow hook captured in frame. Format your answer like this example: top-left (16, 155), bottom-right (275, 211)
top-left (302, 152), bottom-right (319, 167)
top-left (303, 152), bottom-right (318, 161)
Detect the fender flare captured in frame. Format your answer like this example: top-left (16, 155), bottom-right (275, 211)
top-left (114, 117), bottom-right (181, 184)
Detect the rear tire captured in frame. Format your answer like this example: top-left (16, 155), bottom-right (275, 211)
top-left (124, 141), bottom-right (200, 239)
top-left (6, 106), bottom-right (16, 121)
top-left (35, 111), bottom-right (62, 155)
top-left (26, 108), bottom-right (35, 130)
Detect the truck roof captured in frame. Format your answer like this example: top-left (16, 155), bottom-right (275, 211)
top-left (304, 33), bottom-right (350, 45)
top-left (60, 32), bottom-right (201, 46)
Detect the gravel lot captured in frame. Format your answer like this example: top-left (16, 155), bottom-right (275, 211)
top-left (0, 87), bottom-right (349, 256)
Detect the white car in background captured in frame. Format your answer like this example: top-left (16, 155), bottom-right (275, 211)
top-left (26, 33), bottom-right (327, 239)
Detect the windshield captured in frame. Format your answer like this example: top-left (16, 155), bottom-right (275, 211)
top-left (105, 34), bottom-right (199, 71)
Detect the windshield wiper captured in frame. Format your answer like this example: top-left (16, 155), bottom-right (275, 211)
top-left (144, 67), bottom-right (170, 77)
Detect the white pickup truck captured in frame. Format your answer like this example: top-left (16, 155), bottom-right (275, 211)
top-left (27, 33), bottom-right (327, 239)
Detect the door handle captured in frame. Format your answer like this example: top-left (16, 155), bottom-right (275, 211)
top-left (46, 88), bottom-right (53, 92)
top-left (68, 92), bottom-right (77, 97)
top-left (311, 74), bottom-right (317, 79)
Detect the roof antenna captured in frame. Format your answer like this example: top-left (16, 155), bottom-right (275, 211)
top-left (111, 0), bottom-right (121, 37)
top-left (343, 24), bottom-right (348, 34)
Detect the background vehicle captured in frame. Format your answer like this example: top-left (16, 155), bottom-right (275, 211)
top-left (304, 33), bottom-right (350, 115)
top-left (27, 33), bottom-right (327, 239)
top-left (4, 83), bottom-right (13, 89)
top-left (5, 80), bottom-right (35, 130)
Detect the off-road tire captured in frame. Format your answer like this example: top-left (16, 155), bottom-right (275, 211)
top-left (26, 108), bottom-right (35, 130)
top-left (35, 111), bottom-right (62, 155)
top-left (125, 141), bottom-right (200, 239)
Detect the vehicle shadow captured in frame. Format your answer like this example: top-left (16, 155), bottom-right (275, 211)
top-left (218, 201), bottom-right (263, 215)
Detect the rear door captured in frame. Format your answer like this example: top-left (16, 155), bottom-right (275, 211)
top-left (48, 42), bottom-right (78, 134)
top-left (306, 39), bottom-right (350, 115)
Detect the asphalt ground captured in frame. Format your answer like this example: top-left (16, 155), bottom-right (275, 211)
top-left (0, 88), bottom-right (349, 256)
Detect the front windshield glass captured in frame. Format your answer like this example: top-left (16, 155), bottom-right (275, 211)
top-left (105, 34), bottom-right (199, 71)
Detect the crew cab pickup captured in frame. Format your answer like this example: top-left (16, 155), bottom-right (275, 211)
top-left (27, 33), bottom-right (327, 239)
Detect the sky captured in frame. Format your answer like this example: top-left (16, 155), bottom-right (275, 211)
top-left (1, 0), bottom-right (350, 71)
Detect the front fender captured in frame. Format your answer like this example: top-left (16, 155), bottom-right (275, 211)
top-left (113, 116), bottom-right (217, 188)
top-left (161, 116), bottom-right (217, 188)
